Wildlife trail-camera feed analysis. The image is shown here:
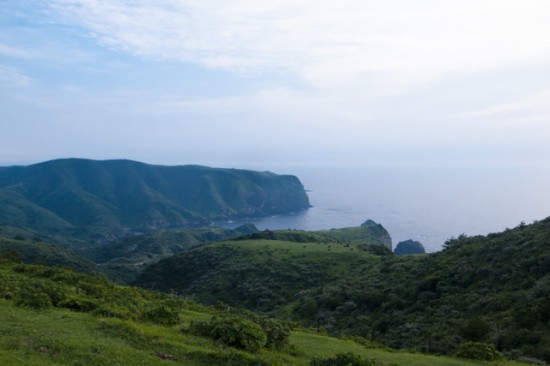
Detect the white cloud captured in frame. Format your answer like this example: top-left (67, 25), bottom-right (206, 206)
top-left (2, 0), bottom-right (550, 167)
top-left (0, 65), bottom-right (32, 87)
top-left (0, 44), bottom-right (35, 59)
top-left (49, 0), bottom-right (550, 89)
top-left (457, 89), bottom-right (550, 129)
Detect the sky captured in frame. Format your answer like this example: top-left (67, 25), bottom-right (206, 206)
top-left (1, 0), bottom-right (550, 169)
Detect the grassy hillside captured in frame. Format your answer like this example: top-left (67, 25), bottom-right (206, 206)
top-left (135, 224), bottom-right (393, 309)
top-left (136, 218), bottom-right (550, 363)
top-left (85, 225), bottom-right (259, 283)
top-left (0, 259), bottom-right (524, 365)
top-left (137, 238), bottom-right (378, 308)
top-left (0, 236), bottom-right (98, 273)
top-left (235, 220), bottom-right (393, 250)
top-left (0, 158), bottom-right (310, 243)
top-left (0, 224), bottom-right (259, 284)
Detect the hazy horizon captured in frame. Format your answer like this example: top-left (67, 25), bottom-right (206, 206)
top-left (2, 1), bottom-right (550, 169)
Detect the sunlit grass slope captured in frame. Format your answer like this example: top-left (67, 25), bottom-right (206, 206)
top-left (0, 259), bottom-right (523, 366)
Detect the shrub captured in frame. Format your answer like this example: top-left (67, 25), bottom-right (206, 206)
top-left (15, 289), bottom-right (52, 310)
top-left (456, 341), bottom-right (504, 361)
top-left (98, 319), bottom-right (147, 345)
top-left (58, 297), bottom-right (98, 312)
top-left (461, 317), bottom-right (490, 341)
top-left (186, 349), bottom-right (272, 366)
top-left (256, 317), bottom-right (291, 349)
top-left (142, 305), bottom-right (179, 326)
top-left (14, 280), bottom-right (65, 309)
top-left (0, 249), bottom-right (22, 263)
top-left (344, 336), bottom-right (389, 350)
top-left (92, 304), bottom-right (135, 320)
top-left (310, 352), bottom-right (376, 366)
top-left (189, 316), bottom-right (267, 353)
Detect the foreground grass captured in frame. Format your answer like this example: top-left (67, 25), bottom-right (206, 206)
top-left (0, 299), bottom-right (526, 366)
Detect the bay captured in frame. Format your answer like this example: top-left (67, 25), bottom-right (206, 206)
top-left (216, 164), bottom-right (550, 252)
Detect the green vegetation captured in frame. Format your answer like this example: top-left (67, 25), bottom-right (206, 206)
top-left (456, 342), bottom-right (504, 361)
top-left (0, 158), bottom-right (310, 244)
top-left (0, 258), bottom-right (519, 366)
top-left (2, 158), bottom-right (549, 363)
top-left (82, 224), bottom-right (258, 283)
top-left (0, 236), bottom-right (98, 273)
top-left (310, 352), bottom-right (376, 366)
top-left (189, 315), bottom-right (268, 352)
top-left (137, 218), bottom-right (550, 363)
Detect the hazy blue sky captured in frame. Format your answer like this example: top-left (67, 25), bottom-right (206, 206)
top-left (2, 1), bottom-right (550, 168)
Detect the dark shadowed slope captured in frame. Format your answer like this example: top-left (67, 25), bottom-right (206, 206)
top-left (0, 159), bottom-right (310, 242)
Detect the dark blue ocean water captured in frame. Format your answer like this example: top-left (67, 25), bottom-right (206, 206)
top-left (216, 164), bottom-right (550, 252)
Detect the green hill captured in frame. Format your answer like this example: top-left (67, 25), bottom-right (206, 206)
top-left (135, 223), bottom-right (393, 309)
top-left (0, 158), bottom-right (310, 243)
top-left (135, 218), bottom-right (550, 362)
top-left (0, 258), bottom-right (523, 366)
top-left (85, 224), bottom-right (259, 283)
top-left (0, 236), bottom-right (98, 273)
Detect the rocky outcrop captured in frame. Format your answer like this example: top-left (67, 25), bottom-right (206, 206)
top-left (361, 219), bottom-right (393, 250)
top-left (394, 239), bottom-right (426, 255)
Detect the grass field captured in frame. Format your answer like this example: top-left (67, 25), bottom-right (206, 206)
top-left (0, 299), bottom-right (527, 366)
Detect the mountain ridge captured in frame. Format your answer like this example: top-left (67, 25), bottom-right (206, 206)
top-left (0, 158), bottom-right (310, 243)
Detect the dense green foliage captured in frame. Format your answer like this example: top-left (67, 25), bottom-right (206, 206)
top-left (455, 342), bottom-right (504, 361)
top-left (0, 236), bottom-right (98, 273)
top-left (0, 223), bottom-right (260, 285)
top-left (135, 237), bottom-right (380, 309)
top-left (310, 352), bottom-right (376, 366)
top-left (0, 158), bottom-right (309, 243)
top-left (0, 258), bottom-right (509, 366)
top-left (190, 315), bottom-right (268, 352)
top-left (137, 217), bottom-right (550, 362)
top-left (2, 157), bottom-right (549, 363)
top-left (83, 224), bottom-right (258, 283)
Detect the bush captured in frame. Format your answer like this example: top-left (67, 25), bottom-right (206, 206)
top-left (58, 297), bottom-right (98, 312)
top-left (92, 304), bottom-right (135, 320)
top-left (15, 289), bottom-right (52, 310)
top-left (14, 280), bottom-right (65, 309)
top-left (98, 319), bottom-right (147, 345)
top-left (310, 352), bottom-right (376, 366)
top-left (189, 316), bottom-right (267, 353)
top-left (456, 341), bottom-right (504, 361)
top-left (186, 349), bottom-right (272, 366)
top-left (142, 305), bottom-right (179, 326)
top-left (0, 249), bottom-right (22, 263)
top-left (461, 317), bottom-right (490, 341)
top-left (343, 336), bottom-right (389, 350)
top-left (256, 317), bottom-right (291, 349)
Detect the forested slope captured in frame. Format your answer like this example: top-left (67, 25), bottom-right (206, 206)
top-left (137, 218), bottom-right (550, 362)
top-left (0, 158), bottom-right (310, 243)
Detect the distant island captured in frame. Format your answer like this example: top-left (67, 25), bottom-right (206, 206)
top-left (0, 158), bottom-right (310, 242)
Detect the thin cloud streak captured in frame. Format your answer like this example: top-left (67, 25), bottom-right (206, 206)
top-left (0, 65), bottom-right (32, 87)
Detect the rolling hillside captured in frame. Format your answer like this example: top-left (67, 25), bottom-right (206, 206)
top-left (135, 218), bottom-right (550, 362)
top-left (0, 258), bottom-right (523, 366)
top-left (135, 223), bottom-right (393, 308)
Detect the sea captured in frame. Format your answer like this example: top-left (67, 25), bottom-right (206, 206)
top-left (215, 164), bottom-right (550, 252)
